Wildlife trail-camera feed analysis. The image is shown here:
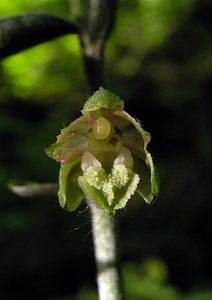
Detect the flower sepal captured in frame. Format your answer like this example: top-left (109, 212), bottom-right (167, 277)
top-left (58, 159), bottom-right (84, 211)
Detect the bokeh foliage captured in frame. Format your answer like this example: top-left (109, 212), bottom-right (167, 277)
top-left (0, 0), bottom-right (212, 299)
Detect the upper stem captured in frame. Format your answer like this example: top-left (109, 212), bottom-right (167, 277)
top-left (69, 0), bottom-right (118, 94)
top-left (80, 33), bottom-right (105, 94)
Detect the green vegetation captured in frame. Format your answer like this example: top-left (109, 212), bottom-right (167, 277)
top-left (0, 0), bottom-right (212, 299)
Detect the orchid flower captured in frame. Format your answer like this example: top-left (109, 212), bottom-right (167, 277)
top-left (45, 87), bottom-right (159, 213)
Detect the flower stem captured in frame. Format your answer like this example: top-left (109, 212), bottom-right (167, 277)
top-left (77, 1), bottom-right (123, 298)
top-left (88, 200), bottom-right (123, 300)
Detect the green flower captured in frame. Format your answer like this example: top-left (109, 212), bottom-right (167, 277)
top-left (45, 87), bottom-right (159, 214)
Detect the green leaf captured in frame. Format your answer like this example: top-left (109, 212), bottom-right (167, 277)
top-left (58, 160), bottom-right (84, 211)
top-left (0, 13), bottom-right (78, 59)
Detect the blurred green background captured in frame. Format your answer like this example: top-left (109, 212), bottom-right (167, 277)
top-left (0, 0), bottom-right (212, 299)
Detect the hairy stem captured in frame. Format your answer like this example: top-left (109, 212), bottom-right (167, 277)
top-left (78, 1), bottom-right (123, 298)
top-left (88, 200), bottom-right (123, 300)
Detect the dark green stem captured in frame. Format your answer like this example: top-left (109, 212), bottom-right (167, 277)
top-left (69, 0), bottom-right (118, 94)
top-left (80, 34), bottom-right (105, 93)
top-left (0, 14), bottom-right (78, 60)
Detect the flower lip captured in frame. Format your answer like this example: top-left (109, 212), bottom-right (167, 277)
top-left (78, 149), bottom-right (140, 212)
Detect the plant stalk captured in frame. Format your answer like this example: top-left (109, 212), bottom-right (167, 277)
top-left (88, 200), bottom-right (123, 300)
top-left (80, 34), bottom-right (106, 93)
top-left (77, 1), bottom-right (123, 298)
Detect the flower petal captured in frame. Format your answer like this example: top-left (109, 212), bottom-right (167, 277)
top-left (45, 115), bottom-right (92, 163)
top-left (81, 150), bottom-right (102, 172)
top-left (113, 146), bottom-right (133, 169)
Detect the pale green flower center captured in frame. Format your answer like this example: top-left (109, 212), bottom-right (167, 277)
top-left (80, 149), bottom-right (140, 207)
top-left (85, 164), bottom-right (131, 205)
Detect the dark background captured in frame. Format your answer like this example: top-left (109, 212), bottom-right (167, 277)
top-left (0, 0), bottom-right (212, 299)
